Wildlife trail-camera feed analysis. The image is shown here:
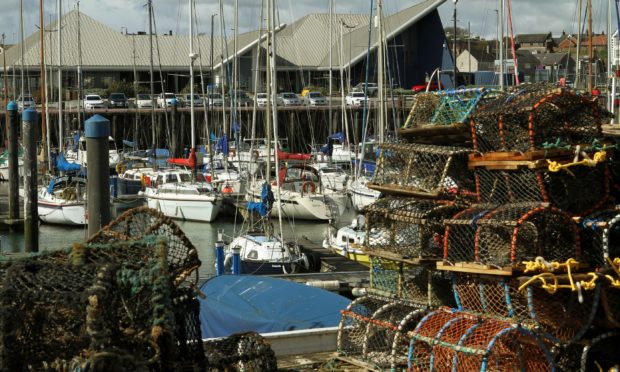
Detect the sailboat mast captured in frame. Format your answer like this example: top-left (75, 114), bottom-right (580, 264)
top-left (19, 0), bottom-right (24, 106)
top-left (2, 34), bottom-right (7, 130)
top-left (148, 0), bottom-right (156, 150)
top-left (189, 0), bottom-right (196, 151)
top-left (376, 0), bottom-right (385, 143)
top-left (588, 0), bottom-right (593, 92)
top-left (58, 0), bottom-right (63, 153)
top-left (76, 1), bottom-right (82, 130)
top-left (328, 0), bottom-right (333, 133)
top-left (40, 0), bottom-right (48, 170)
top-left (265, 0), bottom-right (272, 179)
top-left (576, 0), bottom-right (582, 88)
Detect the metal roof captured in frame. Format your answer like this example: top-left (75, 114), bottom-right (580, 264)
top-left (2, 0), bottom-right (445, 72)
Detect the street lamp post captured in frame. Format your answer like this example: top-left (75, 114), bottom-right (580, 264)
top-left (453, 0), bottom-right (458, 87)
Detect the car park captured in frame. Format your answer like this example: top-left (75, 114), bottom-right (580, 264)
top-left (277, 92), bottom-right (301, 106)
top-left (184, 93), bottom-right (204, 107)
top-left (345, 91), bottom-right (367, 107)
top-left (233, 90), bottom-right (252, 106)
top-left (255, 93), bottom-right (268, 107)
top-left (304, 91), bottom-right (327, 106)
top-left (17, 94), bottom-right (35, 110)
top-left (352, 82), bottom-right (378, 96)
top-left (136, 93), bottom-right (154, 109)
top-left (83, 94), bottom-right (105, 109)
top-left (157, 92), bottom-right (176, 108)
top-left (108, 92), bottom-right (128, 108)
top-left (206, 93), bottom-right (225, 107)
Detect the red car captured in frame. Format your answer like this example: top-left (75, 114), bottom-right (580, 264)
top-left (412, 82), bottom-right (440, 93)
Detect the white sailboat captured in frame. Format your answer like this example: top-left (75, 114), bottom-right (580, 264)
top-left (38, 175), bottom-right (87, 225)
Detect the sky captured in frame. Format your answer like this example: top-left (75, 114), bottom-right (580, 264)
top-left (0, 0), bottom-right (616, 45)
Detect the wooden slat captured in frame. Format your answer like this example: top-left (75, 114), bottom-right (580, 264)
top-left (436, 261), bottom-right (513, 276)
top-left (362, 247), bottom-right (439, 265)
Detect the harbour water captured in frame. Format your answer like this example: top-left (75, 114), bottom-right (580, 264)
top-left (0, 182), bottom-right (343, 278)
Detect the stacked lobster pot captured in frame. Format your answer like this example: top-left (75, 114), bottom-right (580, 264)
top-left (336, 84), bottom-right (620, 371)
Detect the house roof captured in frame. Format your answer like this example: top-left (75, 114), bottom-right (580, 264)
top-left (516, 33), bottom-right (552, 44)
top-left (536, 52), bottom-right (571, 66)
top-left (514, 49), bottom-right (541, 64)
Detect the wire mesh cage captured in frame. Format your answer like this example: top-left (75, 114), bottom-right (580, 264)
top-left (402, 88), bottom-right (489, 129)
top-left (474, 163), bottom-right (610, 216)
top-left (471, 85), bottom-right (604, 153)
top-left (203, 332), bottom-right (277, 371)
top-left (600, 283), bottom-right (620, 329)
top-left (579, 210), bottom-right (620, 268)
top-left (443, 203), bottom-right (580, 268)
top-left (0, 237), bottom-right (207, 371)
top-left (369, 257), bottom-right (455, 307)
top-left (408, 307), bottom-right (555, 372)
top-left (369, 143), bottom-right (474, 199)
top-left (579, 331), bottom-right (620, 371)
top-left (452, 275), bottom-right (531, 322)
top-left (337, 295), bottom-right (427, 370)
top-left (364, 197), bottom-right (464, 259)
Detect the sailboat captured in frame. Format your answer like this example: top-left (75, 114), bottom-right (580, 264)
top-left (225, 0), bottom-right (308, 274)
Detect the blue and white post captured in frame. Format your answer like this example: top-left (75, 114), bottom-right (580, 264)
top-left (22, 108), bottom-right (38, 252)
top-left (231, 245), bottom-right (242, 275)
top-left (85, 114), bottom-right (111, 237)
top-left (214, 240), bottom-right (225, 276)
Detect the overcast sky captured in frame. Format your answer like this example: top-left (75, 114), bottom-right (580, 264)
top-left (0, 0), bottom-right (615, 45)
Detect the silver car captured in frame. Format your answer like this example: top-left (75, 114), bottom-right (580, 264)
top-left (304, 91), bottom-right (327, 106)
top-left (277, 92), bottom-right (300, 106)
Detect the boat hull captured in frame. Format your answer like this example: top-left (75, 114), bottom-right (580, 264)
top-left (38, 201), bottom-right (86, 225)
top-left (240, 261), bottom-right (298, 275)
top-left (146, 195), bottom-right (221, 222)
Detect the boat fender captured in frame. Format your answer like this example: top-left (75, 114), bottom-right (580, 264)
top-left (302, 181), bottom-right (316, 194)
top-left (223, 253), bottom-right (233, 269)
top-left (222, 184), bottom-right (233, 194)
top-left (115, 162), bottom-right (125, 175)
top-left (300, 253), bottom-right (310, 271)
top-left (145, 176), bottom-right (151, 187)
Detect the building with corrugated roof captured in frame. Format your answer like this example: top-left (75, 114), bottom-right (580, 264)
top-left (0, 0), bottom-right (448, 99)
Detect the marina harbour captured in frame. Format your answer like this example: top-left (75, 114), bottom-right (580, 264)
top-left (1, 0), bottom-right (620, 370)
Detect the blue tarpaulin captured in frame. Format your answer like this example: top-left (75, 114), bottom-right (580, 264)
top-left (199, 275), bottom-right (351, 338)
top-left (217, 134), bottom-right (229, 155)
top-left (56, 153), bottom-right (81, 173)
top-left (246, 183), bottom-right (274, 216)
top-left (328, 132), bottom-right (345, 143)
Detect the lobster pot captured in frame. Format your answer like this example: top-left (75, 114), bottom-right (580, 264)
top-left (579, 332), bottom-right (620, 371)
top-left (443, 205), bottom-right (497, 263)
top-left (364, 197), bottom-right (464, 259)
top-left (474, 164), bottom-right (610, 216)
top-left (408, 308), bottom-right (554, 371)
top-left (369, 257), bottom-right (454, 307)
top-left (368, 143), bottom-right (474, 199)
top-left (203, 332), bottom-right (277, 371)
top-left (471, 86), bottom-right (603, 153)
top-left (452, 275), bottom-right (531, 322)
top-left (599, 284), bottom-right (620, 329)
top-left (402, 93), bottom-right (441, 129)
top-left (448, 203), bottom-right (579, 267)
top-left (579, 210), bottom-right (620, 268)
top-left (337, 295), bottom-right (427, 370)
top-left (402, 88), bottom-right (488, 129)
top-left (174, 289), bottom-right (209, 371)
top-left (0, 240), bottom-right (206, 371)
top-left (522, 279), bottom-right (600, 344)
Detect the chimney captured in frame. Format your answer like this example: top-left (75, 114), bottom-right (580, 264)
top-left (169, 30), bottom-right (172, 36)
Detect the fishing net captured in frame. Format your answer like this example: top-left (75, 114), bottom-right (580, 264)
top-left (402, 93), bottom-right (441, 129)
top-left (579, 331), bottom-right (620, 371)
top-left (471, 85), bottom-right (604, 153)
top-left (579, 210), bottom-right (620, 268)
top-left (474, 163), bottom-right (610, 216)
top-left (443, 202), bottom-right (579, 268)
top-left (337, 295), bottom-right (427, 370)
top-left (364, 197), bottom-right (464, 259)
top-left (369, 257), bottom-right (454, 307)
top-left (369, 143), bottom-right (474, 199)
top-left (203, 332), bottom-right (277, 371)
top-left (408, 308), bottom-right (555, 371)
top-left (0, 237), bottom-right (207, 371)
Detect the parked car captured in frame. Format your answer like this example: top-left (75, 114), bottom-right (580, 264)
top-left (175, 94), bottom-right (186, 107)
top-left (304, 91), bottom-right (327, 106)
top-left (352, 82), bottom-right (378, 96)
top-left (411, 82), bottom-right (440, 93)
top-left (184, 93), bottom-right (204, 107)
top-left (108, 92), bottom-right (128, 108)
top-left (83, 94), bottom-right (105, 109)
top-left (277, 92), bottom-right (301, 106)
top-left (255, 93), bottom-right (269, 107)
top-left (233, 90), bottom-right (252, 106)
top-left (345, 91), bottom-right (368, 107)
top-left (157, 92), bottom-right (176, 108)
top-left (136, 93), bottom-right (154, 109)
top-left (206, 93), bottom-right (224, 107)
top-left (17, 94), bottom-right (35, 110)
